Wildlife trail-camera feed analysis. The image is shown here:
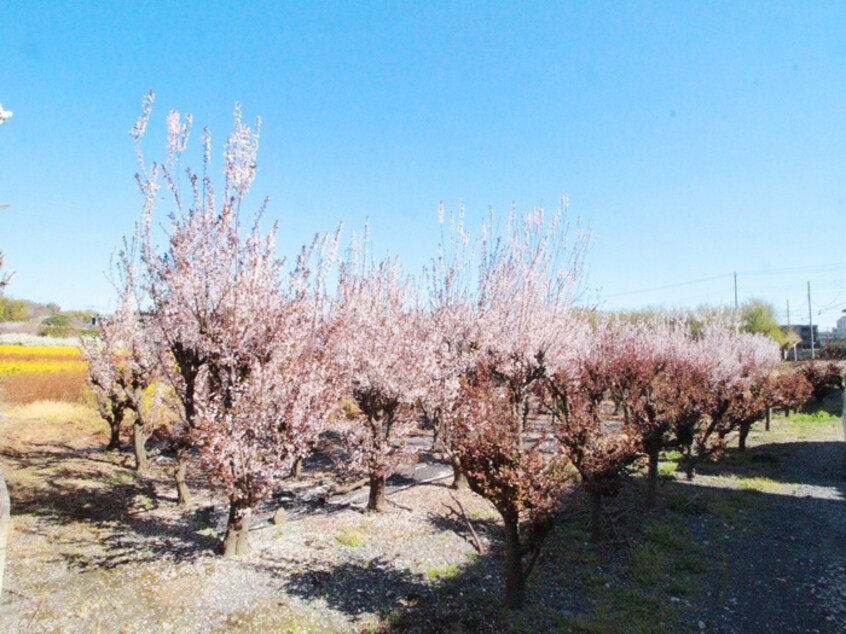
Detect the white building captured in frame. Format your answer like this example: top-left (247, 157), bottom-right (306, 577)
top-left (836, 314), bottom-right (846, 338)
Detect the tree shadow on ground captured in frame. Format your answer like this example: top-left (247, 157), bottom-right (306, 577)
top-left (425, 503), bottom-right (501, 553)
top-left (280, 558), bottom-right (436, 622)
top-left (262, 485), bottom-right (596, 633)
top-left (376, 473), bottom-right (846, 633)
top-left (1, 440), bottom-right (222, 569)
top-left (692, 438), bottom-right (846, 496)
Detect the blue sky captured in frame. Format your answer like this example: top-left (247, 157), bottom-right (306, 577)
top-left (1, 1), bottom-right (845, 327)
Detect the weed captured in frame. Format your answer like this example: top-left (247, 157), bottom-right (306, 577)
top-left (643, 521), bottom-right (688, 551)
top-left (425, 563), bottom-right (460, 580)
top-left (716, 474), bottom-right (789, 494)
top-left (674, 554), bottom-right (707, 574)
top-left (334, 528), bottom-right (366, 547)
top-left (788, 411), bottom-right (840, 423)
top-left (107, 471), bottom-right (135, 485)
top-left (664, 490), bottom-right (707, 515)
top-left (136, 495), bottom-right (155, 510)
top-left (658, 461), bottom-right (678, 475)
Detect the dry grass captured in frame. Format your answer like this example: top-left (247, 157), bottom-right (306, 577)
top-left (1, 368), bottom-right (90, 404)
top-left (0, 399), bottom-right (104, 446)
top-left (4, 399), bottom-right (97, 424)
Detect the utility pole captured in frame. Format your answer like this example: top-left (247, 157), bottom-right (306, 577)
top-left (733, 272), bottom-right (739, 332)
top-left (786, 299), bottom-right (792, 361)
top-left (808, 281), bottom-right (815, 360)
top-left (734, 272), bottom-right (738, 312)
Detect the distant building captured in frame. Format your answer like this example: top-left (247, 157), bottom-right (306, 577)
top-left (837, 315), bottom-right (846, 339)
top-left (782, 325), bottom-right (820, 350)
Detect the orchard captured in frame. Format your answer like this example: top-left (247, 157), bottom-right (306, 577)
top-left (72, 95), bottom-right (840, 617)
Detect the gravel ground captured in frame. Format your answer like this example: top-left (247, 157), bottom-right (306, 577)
top-left (0, 395), bottom-right (844, 633)
top-left (0, 411), bottom-right (496, 633)
top-left (689, 420), bottom-right (846, 634)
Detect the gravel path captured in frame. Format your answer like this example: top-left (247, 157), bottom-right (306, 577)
top-left (681, 393), bottom-right (846, 634)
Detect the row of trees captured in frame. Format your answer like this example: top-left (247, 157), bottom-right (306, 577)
top-left (85, 96), bottom-right (826, 609)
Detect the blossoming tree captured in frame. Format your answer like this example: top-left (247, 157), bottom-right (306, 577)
top-left (335, 242), bottom-right (434, 512)
top-left (451, 205), bottom-right (589, 609)
top-left (132, 93), bottom-right (342, 554)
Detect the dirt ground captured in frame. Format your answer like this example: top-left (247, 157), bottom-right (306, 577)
top-left (0, 395), bottom-right (844, 633)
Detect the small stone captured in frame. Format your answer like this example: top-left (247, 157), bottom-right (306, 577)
top-left (698, 621), bottom-right (706, 630)
top-left (272, 508), bottom-right (288, 524)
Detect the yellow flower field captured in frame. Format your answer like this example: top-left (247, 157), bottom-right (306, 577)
top-left (0, 344), bottom-right (85, 375)
top-left (0, 344), bottom-right (89, 403)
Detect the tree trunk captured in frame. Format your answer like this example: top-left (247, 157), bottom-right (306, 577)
top-left (367, 473), bottom-right (386, 512)
top-left (765, 407), bottom-right (771, 432)
top-left (738, 423), bottom-right (750, 452)
top-left (683, 448), bottom-right (695, 481)
top-left (502, 510), bottom-right (525, 609)
top-left (589, 488), bottom-right (603, 544)
top-left (450, 458), bottom-right (468, 490)
top-left (133, 421), bottom-right (151, 476)
top-left (291, 457), bottom-right (303, 479)
top-left (431, 419), bottom-right (444, 454)
top-left (222, 501), bottom-right (251, 556)
top-left (645, 446), bottom-right (660, 509)
top-left (174, 447), bottom-right (191, 506)
top-left (106, 421), bottom-right (121, 451)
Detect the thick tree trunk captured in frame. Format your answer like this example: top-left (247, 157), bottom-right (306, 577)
top-left (502, 511), bottom-right (525, 609)
top-left (174, 447), bottom-right (191, 506)
top-left (683, 449), bottom-right (695, 481)
top-left (291, 457), bottom-right (303, 480)
top-left (450, 459), bottom-right (468, 490)
top-left (738, 424), bottom-right (750, 452)
top-left (367, 473), bottom-right (387, 512)
top-left (431, 421), bottom-right (444, 454)
top-left (645, 446), bottom-right (660, 509)
top-left (222, 502), bottom-right (251, 557)
top-left (106, 421), bottom-right (121, 452)
top-left (589, 488), bottom-right (603, 543)
top-left (133, 421), bottom-right (151, 476)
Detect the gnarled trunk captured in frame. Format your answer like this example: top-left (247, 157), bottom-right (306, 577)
top-left (291, 457), bottom-right (303, 479)
top-left (589, 488), bottom-right (603, 544)
top-left (451, 458), bottom-right (468, 490)
top-left (367, 473), bottom-right (387, 512)
top-left (174, 447), bottom-right (191, 506)
top-left (645, 445), bottom-right (660, 509)
top-left (222, 501), bottom-right (251, 556)
top-left (502, 510), bottom-right (525, 609)
top-left (133, 421), bottom-right (151, 476)
top-left (107, 421), bottom-right (122, 451)
top-left (682, 447), bottom-right (695, 481)
top-left (738, 423), bottom-right (750, 452)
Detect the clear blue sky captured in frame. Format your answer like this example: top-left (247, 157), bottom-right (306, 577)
top-left (1, 1), bottom-right (844, 327)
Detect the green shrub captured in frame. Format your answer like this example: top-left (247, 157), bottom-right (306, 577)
top-left (0, 296), bottom-right (28, 321)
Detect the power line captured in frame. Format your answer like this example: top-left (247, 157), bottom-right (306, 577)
top-left (602, 264), bottom-right (846, 300)
top-left (602, 273), bottom-right (731, 299)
